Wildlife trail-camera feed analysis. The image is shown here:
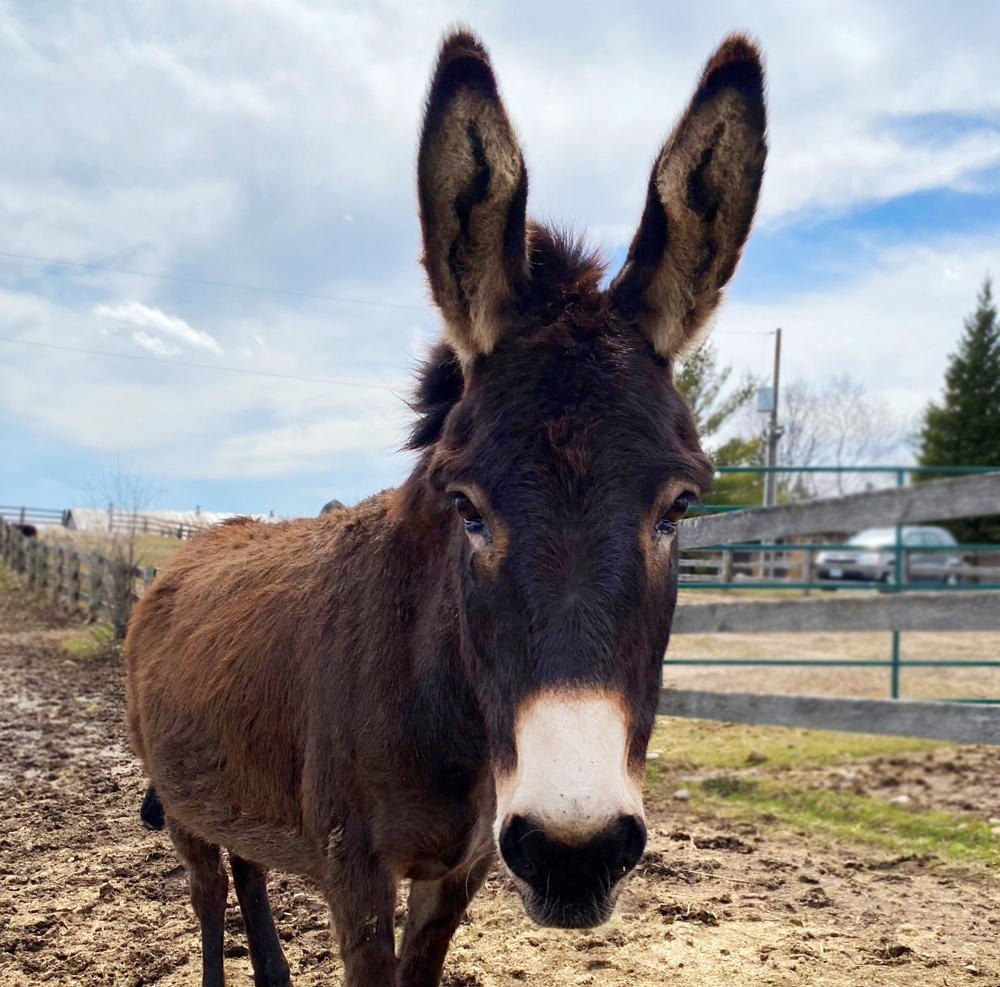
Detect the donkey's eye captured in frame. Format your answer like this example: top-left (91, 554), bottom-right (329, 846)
top-left (655, 492), bottom-right (696, 537)
top-left (453, 493), bottom-right (486, 534)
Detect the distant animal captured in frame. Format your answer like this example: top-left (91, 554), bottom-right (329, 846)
top-left (319, 498), bottom-right (345, 515)
top-left (15, 524), bottom-right (37, 538)
top-left (124, 28), bottom-right (766, 987)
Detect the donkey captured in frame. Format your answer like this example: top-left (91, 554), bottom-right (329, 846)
top-left (124, 28), bottom-right (765, 987)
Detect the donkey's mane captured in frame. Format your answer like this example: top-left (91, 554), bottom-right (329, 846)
top-left (407, 341), bottom-right (465, 450)
top-left (527, 223), bottom-right (606, 298)
top-left (408, 223), bottom-right (606, 451)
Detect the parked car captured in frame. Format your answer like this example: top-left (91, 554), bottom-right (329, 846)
top-left (815, 526), bottom-right (963, 584)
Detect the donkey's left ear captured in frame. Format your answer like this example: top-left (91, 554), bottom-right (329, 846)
top-left (419, 31), bottom-right (529, 363)
top-left (610, 34), bottom-right (766, 358)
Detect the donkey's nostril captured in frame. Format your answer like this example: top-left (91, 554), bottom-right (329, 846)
top-left (612, 814), bottom-right (647, 877)
top-left (498, 814), bottom-right (540, 882)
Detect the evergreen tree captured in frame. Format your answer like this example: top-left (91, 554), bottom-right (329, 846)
top-left (674, 342), bottom-right (759, 508)
top-left (709, 435), bottom-right (765, 507)
top-left (917, 278), bottom-right (1000, 542)
top-left (675, 342), bottom-right (755, 444)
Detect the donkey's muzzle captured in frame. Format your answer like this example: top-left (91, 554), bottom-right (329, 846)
top-left (498, 813), bottom-right (646, 928)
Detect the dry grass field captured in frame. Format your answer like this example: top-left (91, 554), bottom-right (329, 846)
top-left (37, 528), bottom-right (186, 570)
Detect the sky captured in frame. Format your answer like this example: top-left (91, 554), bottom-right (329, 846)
top-left (2, 0), bottom-right (999, 517)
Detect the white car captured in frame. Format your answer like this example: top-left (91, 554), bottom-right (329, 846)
top-left (815, 526), bottom-right (963, 585)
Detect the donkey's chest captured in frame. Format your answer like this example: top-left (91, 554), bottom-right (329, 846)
top-left (384, 801), bottom-right (494, 883)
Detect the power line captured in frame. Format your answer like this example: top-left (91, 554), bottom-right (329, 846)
top-left (0, 249), bottom-right (430, 312)
top-left (0, 251), bottom-right (786, 333)
top-left (0, 337), bottom-right (393, 390)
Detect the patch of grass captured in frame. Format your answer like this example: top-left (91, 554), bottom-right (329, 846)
top-left (644, 718), bottom-right (996, 869)
top-left (0, 561), bottom-right (17, 592)
top-left (60, 621), bottom-right (116, 659)
top-left (127, 534), bottom-right (186, 568)
top-left (648, 717), bottom-right (939, 775)
top-left (688, 776), bottom-right (1000, 869)
top-left (700, 775), bottom-right (760, 798)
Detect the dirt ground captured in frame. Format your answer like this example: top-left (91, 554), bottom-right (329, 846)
top-left (668, 589), bottom-right (1000, 701)
top-left (2, 583), bottom-right (999, 987)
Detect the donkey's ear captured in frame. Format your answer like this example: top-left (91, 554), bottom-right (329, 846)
top-left (610, 34), bottom-right (766, 358)
top-left (418, 31), bottom-right (528, 362)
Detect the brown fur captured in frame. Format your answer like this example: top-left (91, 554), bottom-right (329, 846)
top-left (125, 28), bottom-right (766, 987)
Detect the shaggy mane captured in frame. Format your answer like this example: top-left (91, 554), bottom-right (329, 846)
top-left (406, 342), bottom-right (464, 451)
top-left (407, 225), bottom-right (607, 451)
top-left (527, 224), bottom-right (606, 298)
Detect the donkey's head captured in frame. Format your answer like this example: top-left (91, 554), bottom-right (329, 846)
top-left (410, 30), bottom-right (765, 928)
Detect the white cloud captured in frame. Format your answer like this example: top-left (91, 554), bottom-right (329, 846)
top-left (93, 301), bottom-right (223, 354)
top-left (3, 0), bottom-right (1000, 507)
top-left (206, 415), bottom-right (404, 479)
top-left (713, 237), bottom-right (998, 423)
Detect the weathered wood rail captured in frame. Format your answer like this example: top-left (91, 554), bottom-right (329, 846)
top-left (677, 472), bottom-right (1000, 550)
top-left (0, 505), bottom-right (68, 528)
top-left (673, 590), bottom-right (1000, 634)
top-left (666, 473), bottom-right (1000, 741)
top-left (658, 689), bottom-right (1000, 745)
top-left (0, 518), bottom-right (156, 634)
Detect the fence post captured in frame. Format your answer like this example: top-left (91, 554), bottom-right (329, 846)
top-left (36, 543), bottom-right (46, 594)
top-left (50, 547), bottom-right (64, 604)
top-left (890, 468), bottom-right (906, 699)
top-left (88, 557), bottom-right (105, 622)
top-left (67, 551), bottom-right (81, 613)
top-left (721, 550), bottom-right (733, 584)
top-left (16, 529), bottom-right (28, 574)
top-left (9, 525), bottom-right (20, 573)
top-left (26, 540), bottom-right (39, 591)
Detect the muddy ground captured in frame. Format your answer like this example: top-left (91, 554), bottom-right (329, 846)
top-left (2, 583), bottom-right (999, 987)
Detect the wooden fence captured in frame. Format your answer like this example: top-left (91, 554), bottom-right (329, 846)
top-left (0, 505), bottom-right (212, 540)
top-left (0, 518), bottom-right (155, 636)
top-left (0, 505), bottom-right (68, 528)
top-left (677, 472), bottom-right (999, 549)
top-left (2, 476), bottom-right (999, 742)
top-left (668, 472), bottom-right (1000, 744)
top-left (101, 512), bottom-right (207, 540)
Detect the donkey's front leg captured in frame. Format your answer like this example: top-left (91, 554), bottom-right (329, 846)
top-left (325, 854), bottom-right (397, 987)
top-left (396, 844), bottom-right (494, 987)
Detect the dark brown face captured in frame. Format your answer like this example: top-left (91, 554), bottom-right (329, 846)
top-left (414, 30), bottom-right (766, 928)
top-left (424, 300), bottom-right (711, 925)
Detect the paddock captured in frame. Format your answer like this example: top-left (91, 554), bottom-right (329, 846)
top-left (2, 570), bottom-right (999, 986)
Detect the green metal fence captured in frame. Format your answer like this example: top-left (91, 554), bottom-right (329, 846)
top-left (669, 465), bottom-right (1000, 701)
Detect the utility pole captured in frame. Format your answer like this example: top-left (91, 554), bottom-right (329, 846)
top-left (763, 327), bottom-right (783, 507)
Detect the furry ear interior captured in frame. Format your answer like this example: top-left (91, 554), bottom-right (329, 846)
top-left (418, 31), bottom-right (529, 362)
top-left (610, 34), bottom-right (767, 358)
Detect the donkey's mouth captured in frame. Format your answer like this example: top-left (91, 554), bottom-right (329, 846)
top-left (513, 879), bottom-right (621, 929)
top-left (498, 813), bottom-right (644, 929)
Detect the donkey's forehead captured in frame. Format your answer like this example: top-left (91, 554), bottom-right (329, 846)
top-left (438, 327), bottom-right (713, 493)
top-left (471, 318), bottom-right (662, 413)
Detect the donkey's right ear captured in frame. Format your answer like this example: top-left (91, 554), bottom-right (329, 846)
top-left (418, 31), bottom-right (529, 363)
top-left (610, 35), bottom-right (766, 359)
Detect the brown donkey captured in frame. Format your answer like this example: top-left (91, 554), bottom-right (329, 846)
top-left (125, 28), bottom-right (766, 987)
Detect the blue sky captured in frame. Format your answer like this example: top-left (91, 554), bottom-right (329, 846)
top-left (2, 0), bottom-right (1000, 517)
